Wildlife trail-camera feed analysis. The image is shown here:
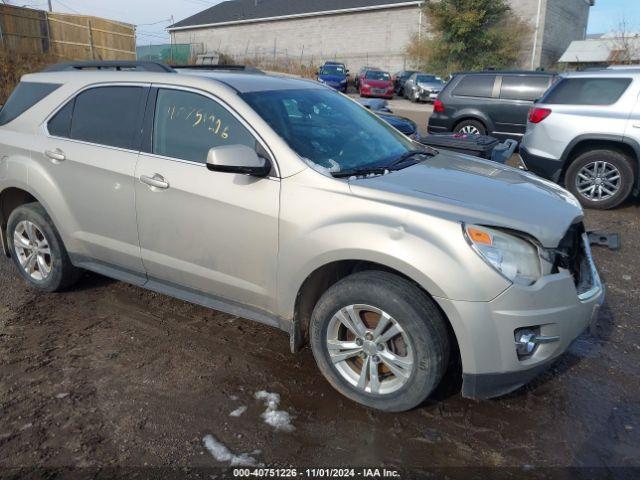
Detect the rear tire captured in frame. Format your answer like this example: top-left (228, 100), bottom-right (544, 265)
top-left (310, 271), bottom-right (450, 412)
top-left (454, 119), bottom-right (486, 136)
top-left (565, 149), bottom-right (635, 210)
top-left (7, 203), bottom-right (81, 292)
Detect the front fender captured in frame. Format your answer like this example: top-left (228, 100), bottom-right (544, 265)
top-left (276, 169), bottom-right (510, 320)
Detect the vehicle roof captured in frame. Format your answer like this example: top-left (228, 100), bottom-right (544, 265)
top-left (561, 69), bottom-right (640, 78)
top-left (21, 69), bottom-right (322, 94)
top-left (454, 70), bottom-right (557, 76)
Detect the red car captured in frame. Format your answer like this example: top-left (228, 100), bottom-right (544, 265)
top-left (359, 70), bottom-right (394, 99)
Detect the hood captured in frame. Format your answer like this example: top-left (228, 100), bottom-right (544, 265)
top-left (418, 81), bottom-right (443, 90)
top-left (348, 151), bottom-right (583, 247)
top-left (377, 113), bottom-right (417, 135)
top-left (319, 74), bottom-right (347, 83)
top-left (363, 79), bottom-right (392, 88)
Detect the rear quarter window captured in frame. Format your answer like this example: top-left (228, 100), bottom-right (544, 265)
top-left (0, 82), bottom-right (61, 126)
top-left (452, 75), bottom-right (496, 98)
top-left (500, 75), bottom-right (551, 102)
top-left (542, 77), bottom-right (632, 105)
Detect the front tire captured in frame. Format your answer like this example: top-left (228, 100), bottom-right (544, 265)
top-left (310, 271), bottom-right (450, 412)
top-left (565, 149), bottom-right (635, 210)
top-left (7, 203), bottom-right (81, 292)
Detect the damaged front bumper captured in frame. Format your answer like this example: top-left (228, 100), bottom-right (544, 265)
top-left (435, 234), bottom-right (605, 399)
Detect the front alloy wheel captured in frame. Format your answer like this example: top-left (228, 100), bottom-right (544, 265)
top-left (327, 304), bottom-right (414, 395)
top-left (310, 271), bottom-right (450, 412)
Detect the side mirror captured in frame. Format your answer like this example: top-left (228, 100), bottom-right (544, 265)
top-left (206, 145), bottom-right (271, 177)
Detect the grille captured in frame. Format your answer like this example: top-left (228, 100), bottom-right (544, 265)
top-left (553, 222), bottom-right (594, 295)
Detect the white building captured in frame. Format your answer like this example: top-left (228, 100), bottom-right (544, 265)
top-left (169, 0), bottom-right (595, 73)
top-left (559, 33), bottom-right (640, 68)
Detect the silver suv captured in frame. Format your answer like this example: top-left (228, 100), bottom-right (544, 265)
top-left (0, 62), bottom-right (604, 412)
top-left (521, 70), bottom-right (640, 210)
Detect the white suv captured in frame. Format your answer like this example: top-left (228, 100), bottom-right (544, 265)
top-left (521, 70), bottom-right (640, 210)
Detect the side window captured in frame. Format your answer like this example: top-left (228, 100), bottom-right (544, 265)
top-left (500, 75), bottom-right (550, 102)
top-left (70, 86), bottom-right (145, 150)
top-left (542, 78), bottom-right (632, 106)
top-left (453, 75), bottom-right (496, 98)
top-left (153, 89), bottom-right (256, 163)
top-left (47, 100), bottom-right (74, 138)
top-left (0, 82), bottom-right (61, 126)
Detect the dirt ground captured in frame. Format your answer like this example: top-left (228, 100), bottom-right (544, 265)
top-left (1, 100), bottom-right (639, 478)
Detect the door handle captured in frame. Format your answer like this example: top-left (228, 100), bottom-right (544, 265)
top-left (140, 174), bottom-right (169, 190)
top-left (45, 149), bottom-right (66, 163)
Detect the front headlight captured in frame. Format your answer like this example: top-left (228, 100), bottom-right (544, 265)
top-left (464, 224), bottom-right (542, 286)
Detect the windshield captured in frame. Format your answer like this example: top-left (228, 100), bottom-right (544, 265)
top-left (416, 75), bottom-right (439, 83)
top-left (320, 65), bottom-right (346, 76)
top-left (365, 71), bottom-right (391, 81)
top-left (241, 89), bottom-right (418, 174)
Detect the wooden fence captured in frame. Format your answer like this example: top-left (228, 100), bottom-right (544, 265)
top-left (0, 4), bottom-right (135, 60)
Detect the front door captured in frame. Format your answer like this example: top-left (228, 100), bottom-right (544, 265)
top-left (134, 87), bottom-right (280, 312)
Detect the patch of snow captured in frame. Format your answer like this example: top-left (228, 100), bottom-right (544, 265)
top-left (302, 157), bottom-right (341, 177)
top-left (55, 393), bottom-right (69, 399)
top-left (202, 435), bottom-right (258, 467)
top-left (254, 391), bottom-right (295, 432)
top-left (229, 406), bottom-right (247, 417)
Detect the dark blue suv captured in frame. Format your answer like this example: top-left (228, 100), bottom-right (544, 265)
top-left (317, 63), bottom-right (349, 93)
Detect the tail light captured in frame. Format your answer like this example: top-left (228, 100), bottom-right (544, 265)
top-left (528, 107), bottom-right (552, 124)
top-left (433, 100), bottom-right (445, 113)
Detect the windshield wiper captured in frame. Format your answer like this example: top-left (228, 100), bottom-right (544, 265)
top-left (386, 148), bottom-right (437, 170)
top-left (332, 166), bottom-right (390, 178)
top-left (331, 147), bottom-right (438, 179)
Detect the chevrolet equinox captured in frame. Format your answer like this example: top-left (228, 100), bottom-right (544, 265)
top-left (0, 62), bottom-right (604, 412)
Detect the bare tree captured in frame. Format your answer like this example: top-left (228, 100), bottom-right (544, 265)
top-left (607, 19), bottom-right (640, 65)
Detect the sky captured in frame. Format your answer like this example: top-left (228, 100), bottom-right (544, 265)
top-left (5, 0), bottom-right (639, 44)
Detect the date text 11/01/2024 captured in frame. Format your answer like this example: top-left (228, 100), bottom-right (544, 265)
top-left (232, 468), bottom-right (401, 478)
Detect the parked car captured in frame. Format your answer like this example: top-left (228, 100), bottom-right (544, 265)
top-left (521, 70), bottom-right (640, 210)
top-left (403, 73), bottom-right (444, 103)
top-left (359, 70), bottom-right (394, 99)
top-left (393, 70), bottom-right (419, 96)
top-left (317, 63), bottom-right (349, 93)
top-left (428, 71), bottom-right (558, 141)
top-left (355, 66), bottom-right (380, 90)
top-left (357, 99), bottom-right (418, 139)
top-left (0, 61), bottom-right (603, 412)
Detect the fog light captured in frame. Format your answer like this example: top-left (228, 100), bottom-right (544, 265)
top-left (515, 328), bottom-right (561, 359)
top-left (515, 329), bottom-right (538, 357)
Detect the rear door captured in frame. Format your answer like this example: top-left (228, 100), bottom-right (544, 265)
top-left (134, 87), bottom-right (280, 312)
top-left (495, 75), bottom-right (553, 138)
top-left (624, 84), bottom-right (640, 144)
top-left (39, 84), bottom-right (148, 276)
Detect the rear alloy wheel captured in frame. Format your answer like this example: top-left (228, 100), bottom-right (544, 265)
top-left (310, 271), bottom-right (450, 412)
top-left (565, 149), bottom-right (635, 210)
top-left (455, 120), bottom-right (486, 136)
top-left (13, 220), bottom-right (53, 281)
top-left (7, 203), bottom-right (81, 292)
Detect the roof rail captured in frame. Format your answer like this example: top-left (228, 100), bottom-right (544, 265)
top-left (43, 61), bottom-right (176, 73)
top-left (172, 64), bottom-right (265, 74)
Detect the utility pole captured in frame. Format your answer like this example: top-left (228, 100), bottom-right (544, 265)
top-left (47, 0), bottom-right (53, 12)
